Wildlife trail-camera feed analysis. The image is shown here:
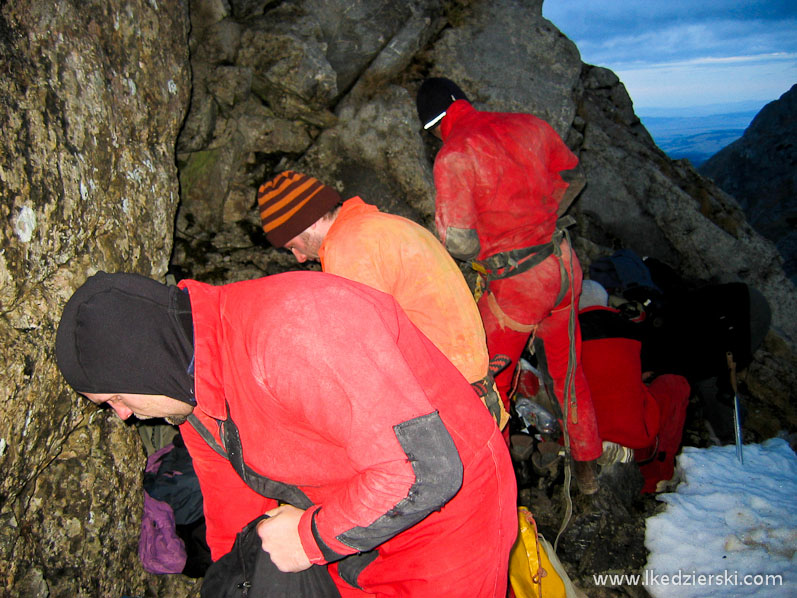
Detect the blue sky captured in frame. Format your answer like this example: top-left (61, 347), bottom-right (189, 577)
top-left (542, 0), bottom-right (797, 114)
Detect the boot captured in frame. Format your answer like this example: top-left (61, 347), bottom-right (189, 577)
top-left (572, 459), bottom-right (599, 495)
top-left (597, 441), bottom-right (634, 466)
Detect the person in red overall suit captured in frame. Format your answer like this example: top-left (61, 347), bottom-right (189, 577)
top-left (416, 77), bottom-right (602, 493)
top-left (578, 280), bottom-right (691, 493)
top-left (55, 271), bottom-right (517, 597)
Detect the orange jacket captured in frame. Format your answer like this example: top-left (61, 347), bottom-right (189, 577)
top-left (319, 197), bottom-right (489, 384)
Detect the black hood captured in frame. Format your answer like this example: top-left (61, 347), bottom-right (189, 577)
top-left (55, 271), bottom-right (195, 405)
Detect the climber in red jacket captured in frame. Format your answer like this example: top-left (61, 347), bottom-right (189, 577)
top-left (55, 271), bottom-right (517, 597)
top-left (578, 280), bottom-right (691, 493)
top-left (416, 77), bottom-right (602, 493)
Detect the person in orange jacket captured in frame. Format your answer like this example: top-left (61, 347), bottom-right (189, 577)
top-left (257, 170), bottom-right (508, 429)
top-left (416, 77), bottom-right (602, 493)
top-left (55, 271), bottom-right (517, 597)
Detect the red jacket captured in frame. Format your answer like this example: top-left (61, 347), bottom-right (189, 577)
top-left (434, 100), bottom-right (578, 259)
top-left (432, 101), bottom-right (601, 463)
top-left (579, 306), bottom-right (660, 448)
top-left (178, 272), bottom-right (516, 596)
top-left (433, 99), bottom-right (582, 324)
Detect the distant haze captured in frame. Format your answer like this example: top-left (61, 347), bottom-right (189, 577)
top-left (638, 100), bottom-right (767, 118)
top-left (639, 108), bottom-right (759, 165)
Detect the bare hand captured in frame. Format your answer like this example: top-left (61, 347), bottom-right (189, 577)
top-left (257, 504), bottom-right (312, 572)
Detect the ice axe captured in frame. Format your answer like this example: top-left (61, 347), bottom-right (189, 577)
top-left (726, 351), bottom-right (744, 465)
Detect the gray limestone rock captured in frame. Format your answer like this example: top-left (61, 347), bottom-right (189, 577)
top-left (699, 84), bottom-right (797, 284)
top-left (428, 0), bottom-right (580, 139)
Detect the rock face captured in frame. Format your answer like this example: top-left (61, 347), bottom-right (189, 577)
top-left (1, 0), bottom-right (795, 596)
top-left (699, 84), bottom-right (797, 284)
top-left (0, 0), bottom-right (198, 595)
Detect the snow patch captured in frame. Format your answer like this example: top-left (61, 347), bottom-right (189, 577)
top-left (644, 439), bottom-right (797, 597)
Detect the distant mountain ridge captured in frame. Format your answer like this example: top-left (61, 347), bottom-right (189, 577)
top-left (639, 99), bottom-right (769, 118)
top-left (698, 84), bottom-right (797, 283)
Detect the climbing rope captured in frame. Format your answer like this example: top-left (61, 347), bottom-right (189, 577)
top-left (554, 225), bottom-right (579, 554)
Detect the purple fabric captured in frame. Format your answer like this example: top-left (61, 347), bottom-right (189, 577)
top-left (139, 492), bottom-right (187, 574)
top-left (139, 443), bottom-right (186, 574)
top-left (146, 443), bottom-right (175, 473)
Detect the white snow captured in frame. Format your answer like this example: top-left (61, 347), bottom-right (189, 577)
top-left (643, 438), bottom-right (797, 597)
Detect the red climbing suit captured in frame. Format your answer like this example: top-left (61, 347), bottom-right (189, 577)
top-left (579, 305), bottom-right (691, 492)
top-left (177, 272), bottom-right (517, 597)
top-left (433, 99), bottom-right (601, 461)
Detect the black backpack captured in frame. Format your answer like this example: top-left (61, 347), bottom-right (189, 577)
top-left (188, 410), bottom-right (341, 598)
top-left (640, 282), bottom-right (757, 382)
top-left (589, 249), bottom-right (664, 310)
top-left (199, 514), bottom-right (340, 598)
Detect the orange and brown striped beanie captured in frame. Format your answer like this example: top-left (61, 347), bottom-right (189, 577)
top-left (257, 170), bottom-right (342, 247)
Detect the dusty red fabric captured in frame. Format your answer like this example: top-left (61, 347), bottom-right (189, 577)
top-left (637, 374), bottom-right (691, 493)
top-left (478, 255), bottom-right (601, 461)
top-left (579, 305), bottom-right (690, 492)
top-left (580, 322), bottom-right (661, 449)
top-left (434, 102), bottom-right (601, 461)
top-left (177, 272), bottom-right (516, 597)
top-left (435, 100), bottom-right (578, 256)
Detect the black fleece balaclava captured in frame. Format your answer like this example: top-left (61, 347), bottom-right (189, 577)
top-left (55, 271), bottom-right (196, 405)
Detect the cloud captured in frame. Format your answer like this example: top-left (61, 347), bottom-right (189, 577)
top-left (545, 0), bottom-right (797, 41)
top-left (542, 0), bottom-right (797, 109)
top-left (616, 55), bottom-right (796, 110)
top-left (574, 19), bottom-right (797, 66)
top-left (620, 52), bottom-right (797, 72)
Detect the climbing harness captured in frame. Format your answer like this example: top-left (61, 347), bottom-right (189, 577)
top-left (471, 216), bottom-right (575, 310)
top-left (471, 354), bottom-right (513, 429)
top-left (474, 217), bottom-right (584, 552)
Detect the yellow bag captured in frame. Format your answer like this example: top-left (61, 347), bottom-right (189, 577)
top-left (509, 507), bottom-right (567, 598)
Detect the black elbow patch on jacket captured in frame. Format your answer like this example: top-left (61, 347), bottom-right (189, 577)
top-left (312, 511), bottom-right (380, 585)
top-left (445, 227), bottom-right (480, 260)
top-left (335, 411), bottom-right (463, 552)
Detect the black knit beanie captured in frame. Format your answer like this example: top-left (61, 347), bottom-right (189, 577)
top-left (55, 272), bottom-right (196, 405)
top-left (416, 77), bottom-right (469, 129)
